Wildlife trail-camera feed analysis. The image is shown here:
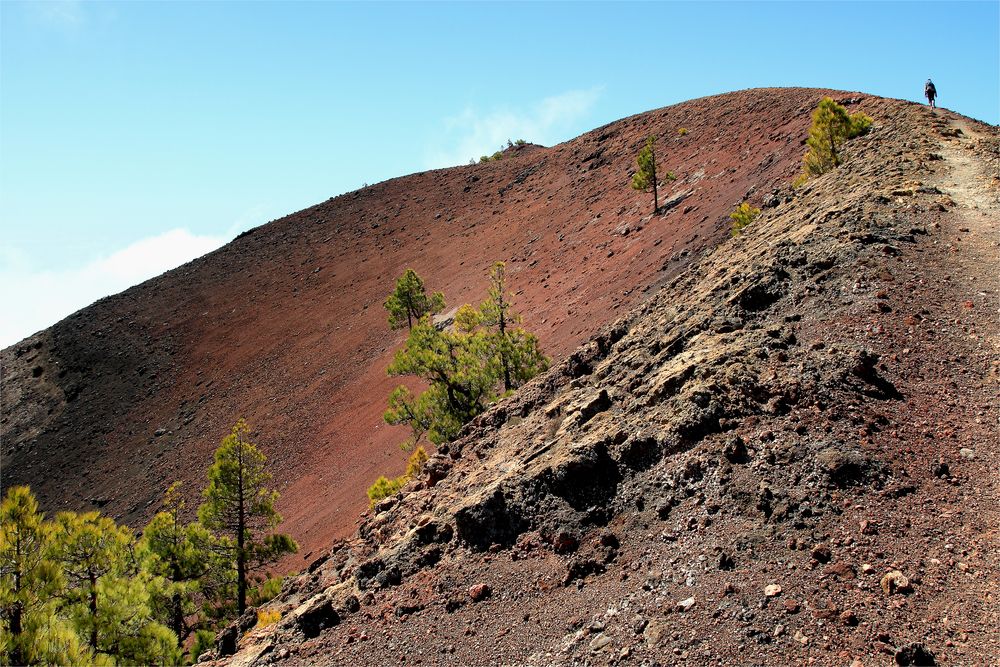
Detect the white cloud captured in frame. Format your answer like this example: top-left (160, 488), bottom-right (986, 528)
top-left (26, 0), bottom-right (86, 29)
top-left (0, 228), bottom-right (230, 348)
top-left (425, 87), bottom-right (604, 168)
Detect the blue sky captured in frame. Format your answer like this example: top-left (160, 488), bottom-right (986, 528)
top-left (1, 1), bottom-right (997, 347)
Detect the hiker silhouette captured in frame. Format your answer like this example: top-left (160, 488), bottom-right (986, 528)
top-left (925, 79), bottom-right (937, 108)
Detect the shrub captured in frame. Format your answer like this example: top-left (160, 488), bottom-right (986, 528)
top-left (404, 447), bottom-right (429, 477)
top-left (189, 630), bottom-right (215, 663)
top-left (677, 127), bottom-right (689, 136)
top-left (366, 476), bottom-right (405, 506)
top-left (729, 202), bottom-right (761, 236)
top-left (249, 576), bottom-right (283, 607)
top-left (366, 448), bottom-right (429, 507)
top-left (255, 608), bottom-right (281, 628)
top-left (475, 140), bottom-right (529, 163)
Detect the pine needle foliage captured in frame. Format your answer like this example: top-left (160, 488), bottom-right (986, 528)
top-left (383, 263), bottom-right (548, 450)
top-left (0, 486), bottom-right (88, 667)
top-left (798, 97), bottom-right (873, 183)
top-left (729, 202), bottom-right (762, 236)
top-left (48, 509), bottom-right (180, 665)
top-left (198, 420), bottom-right (297, 616)
top-left (384, 269), bottom-right (446, 330)
top-left (142, 482), bottom-right (221, 645)
top-left (477, 262), bottom-right (548, 393)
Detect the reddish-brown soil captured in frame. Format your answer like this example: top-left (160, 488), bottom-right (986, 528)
top-left (3, 88), bottom-right (839, 567)
top-left (206, 98), bottom-right (999, 666)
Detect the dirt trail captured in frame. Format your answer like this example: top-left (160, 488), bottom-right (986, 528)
top-left (925, 109), bottom-right (1000, 654)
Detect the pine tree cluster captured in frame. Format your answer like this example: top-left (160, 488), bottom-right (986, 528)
top-left (1, 421), bottom-right (296, 665)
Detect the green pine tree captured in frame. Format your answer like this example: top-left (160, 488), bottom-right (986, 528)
top-left (142, 482), bottom-right (221, 645)
top-left (630, 136), bottom-right (676, 213)
top-left (799, 97), bottom-right (873, 181)
top-left (49, 510), bottom-right (179, 665)
top-left (383, 262), bottom-right (548, 451)
top-left (0, 486), bottom-right (91, 667)
top-left (197, 420), bottom-right (298, 616)
top-left (384, 269), bottom-right (446, 330)
top-left (476, 262), bottom-right (548, 393)
top-left (385, 319), bottom-right (497, 445)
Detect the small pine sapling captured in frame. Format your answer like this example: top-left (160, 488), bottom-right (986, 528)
top-left (729, 202), bottom-right (762, 236)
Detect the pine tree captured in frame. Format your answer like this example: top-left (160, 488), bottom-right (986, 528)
top-left (800, 97), bottom-right (873, 180)
top-left (383, 263), bottom-right (548, 450)
top-left (477, 262), bottom-right (548, 392)
top-left (198, 420), bottom-right (298, 616)
top-left (49, 510), bottom-right (179, 664)
top-left (142, 482), bottom-right (220, 644)
top-left (384, 269), bottom-right (446, 330)
top-left (630, 136), bottom-right (676, 213)
top-left (49, 511), bottom-right (132, 652)
top-left (385, 320), bottom-right (497, 444)
top-left (0, 486), bottom-right (86, 666)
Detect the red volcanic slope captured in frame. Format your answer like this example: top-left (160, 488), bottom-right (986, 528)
top-left (2, 88), bottom-right (844, 564)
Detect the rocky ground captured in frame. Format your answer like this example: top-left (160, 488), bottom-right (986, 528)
top-left (3, 88), bottom-right (853, 566)
top-left (208, 103), bottom-right (999, 666)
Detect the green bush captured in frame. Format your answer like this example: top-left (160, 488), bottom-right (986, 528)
top-left (366, 447), bottom-right (429, 507)
top-left (729, 202), bottom-right (761, 236)
top-left (189, 630), bottom-right (215, 664)
top-left (249, 576), bottom-right (283, 607)
top-left (677, 127), bottom-right (689, 136)
top-left (476, 140), bottom-right (528, 163)
top-left (366, 476), bottom-right (405, 506)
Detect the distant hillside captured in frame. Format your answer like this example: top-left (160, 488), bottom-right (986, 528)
top-left (4, 88), bottom-right (879, 567)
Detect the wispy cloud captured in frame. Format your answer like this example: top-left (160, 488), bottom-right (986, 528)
top-left (0, 228), bottom-right (230, 348)
top-left (425, 87), bottom-right (604, 168)
top-left (25, 0), bottom-right (86, 30)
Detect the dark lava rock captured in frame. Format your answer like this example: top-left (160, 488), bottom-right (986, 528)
top-left (895, 643), bottom-right (936, 666)
top-left (723, 435), bottom-right (750, 464)
top-left (297, 595), bottom-right (341, 639)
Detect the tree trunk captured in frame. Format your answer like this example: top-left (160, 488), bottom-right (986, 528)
top-left (172, 590), bottom-right (184, 645)
top-left (237, 469), bottom-right (247, 615)
top-left (89, 573), bottom-right (99, 649)
top-left (498, 298), bottom-right (512, 391)
top-left (236, 433), bottom-right (248, 616)
top-left (10, 602), bottom-right (23, 667)
top-left (237, 544), bottom-right (246, 615)
top-left (651, 147), bottom-right (659, 213)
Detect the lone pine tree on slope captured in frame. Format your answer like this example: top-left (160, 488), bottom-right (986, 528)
top-left (384, 268), bottom-right (445, 330)
top-left (198, 420), bottom-right (297, 616)
top-left (631, 135), bottom-right (676, 214)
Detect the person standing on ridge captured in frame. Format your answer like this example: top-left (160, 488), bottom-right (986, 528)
top-left (925, 79), bottom-right (937, 108)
